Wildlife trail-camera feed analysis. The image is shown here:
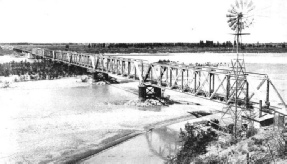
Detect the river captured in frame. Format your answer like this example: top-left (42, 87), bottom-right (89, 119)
top-left (0, 53), bottom-right (287, 163)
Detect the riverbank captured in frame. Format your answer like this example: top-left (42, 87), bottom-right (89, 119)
top-left (0, 77), bottom-right (215, 163)
top-left (12, 44), bottom-right (287, 54)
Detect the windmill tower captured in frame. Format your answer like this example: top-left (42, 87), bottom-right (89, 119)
top-left (221, 0), bottom-right (255, 140)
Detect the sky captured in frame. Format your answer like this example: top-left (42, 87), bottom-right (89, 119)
top-left (0, 0), bottom-right (286, 43)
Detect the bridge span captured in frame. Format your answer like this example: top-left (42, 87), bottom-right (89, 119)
top-left (17, 47), bottom-right (287, 119)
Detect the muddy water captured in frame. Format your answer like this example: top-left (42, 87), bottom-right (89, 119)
top-left (82, 127), bottom-right (181, 164)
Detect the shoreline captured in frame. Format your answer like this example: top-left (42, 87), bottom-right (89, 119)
top-left (0, 77), bottom-right (210, 163)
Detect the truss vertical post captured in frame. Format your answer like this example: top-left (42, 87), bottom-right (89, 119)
top-left (122, 60), bottom-right (125, 76)
top-left (259, 100), bottom-right (263, 117)
top-left (212, 73), bottom-right (215, 92)
top-left (181, 69), bottom-right (184, 91)
top-left (166, 66), bottom-right (168, 85)
top-left (159, 66), bottom-right (162, 86)
top-left (198, 71), bottom-right (201, 87)
top-left (209, 73), bottom-right (212, 96)
top-left (266, 79), bottom-right (270, 108)
top-left (116, 60), bottom-right (119, 75)
top-left (128, 60), bottom-right (131, 77)
top-left (134, 62), bottom-right (137, 80)
top-left (113, 59), bottom-right (116, 73)
top-left (186, 69), bottom-right (189, 82)
top-left (209, 73), bottom-right (215, 96)
top-left (141, 61), bottom-right (144, 78)
top-left (226, 75), bottom-right (230, 101)
top-left (194, 71), bottom-right (197, 93)
top-left (110, 59), bottom-right (114, 73)
top-left (245, 80), bottom-right (249, 108)
top-left (169, 68), bottom-right (172, 87)
top-left (150, 66), bottom-right (153, 81)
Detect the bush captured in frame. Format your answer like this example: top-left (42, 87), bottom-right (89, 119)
top-left (246, 127), bottom-right (258, 138)
top-left (210, 119), bottom-right (220, 130)
top-left (168, 123), bottom-right (218, 164)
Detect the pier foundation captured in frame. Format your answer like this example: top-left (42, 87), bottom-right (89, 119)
top-left (138, 85), bottom-right (147, 102)
top-left (94, 72), bottom-right (108, 81)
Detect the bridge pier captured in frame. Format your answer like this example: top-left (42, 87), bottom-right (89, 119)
top-left (138, 85), bottom-right (162, 101)
top-left (93, 71), bottom-right (108, 81)
top-left (138, 85), bottom-right (146, 102)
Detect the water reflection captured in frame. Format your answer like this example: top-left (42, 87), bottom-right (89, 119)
top-left (145, 127), bottom-right (181, 160)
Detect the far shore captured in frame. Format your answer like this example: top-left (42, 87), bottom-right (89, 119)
top-left (9, 44), bottom-right (287, 54)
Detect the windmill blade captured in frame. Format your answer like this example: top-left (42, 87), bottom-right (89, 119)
top-left (230, 5), bottom-right (239, 13)
top-left (229, 20), bottom-right (238, 28)
top-left (247, 0), bottom-right (253, 8)
top-left (231, 25), bottom-right (237, 31)
top-left (231, 21), bottom-right (239, 30)
top-left (244, 0), bottom-right (248, 6)
top-left (235, 0), bottom-right (240, 8)
top-left (247, 6), bottom-right (255, 13)
top-left (228, 18), bottom-right (237, 23)
top-left (240, 0), bottom-right (244, 9)
top-left (226, 14), bottom-right (237, 18)
top-left (228, 8), bottom-right (237, 15)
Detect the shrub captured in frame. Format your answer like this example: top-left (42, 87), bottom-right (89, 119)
top-left (210, 119), bottom-right (220, 130)
top-left (246, 127), bottom-right (258, 138)
top-left (168, 123), bottom-right (218, 164)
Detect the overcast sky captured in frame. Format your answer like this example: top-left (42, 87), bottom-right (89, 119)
top-left (0, 0), bottom-right (286, 43)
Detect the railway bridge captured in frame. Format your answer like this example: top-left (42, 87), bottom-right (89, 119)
top-left (17, 47), bottom-right (287, 122)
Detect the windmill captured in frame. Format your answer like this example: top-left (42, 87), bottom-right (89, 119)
top-left (221, 0), bottom-right (255, 140)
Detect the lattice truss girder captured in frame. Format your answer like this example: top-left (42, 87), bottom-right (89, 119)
top-left (34, 50), bottom-right (287, 110)
top-left (142, 65), bottom-right (230, 98)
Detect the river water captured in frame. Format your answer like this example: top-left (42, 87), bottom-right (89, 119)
top-left (1, 53), bottom-right (287, 163)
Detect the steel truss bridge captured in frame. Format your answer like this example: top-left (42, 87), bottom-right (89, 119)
top-left (18, 48), bottom-right (287, 118)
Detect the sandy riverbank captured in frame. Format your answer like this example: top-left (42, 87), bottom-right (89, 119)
top-left (0, 77), bottom-right (219, 163)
